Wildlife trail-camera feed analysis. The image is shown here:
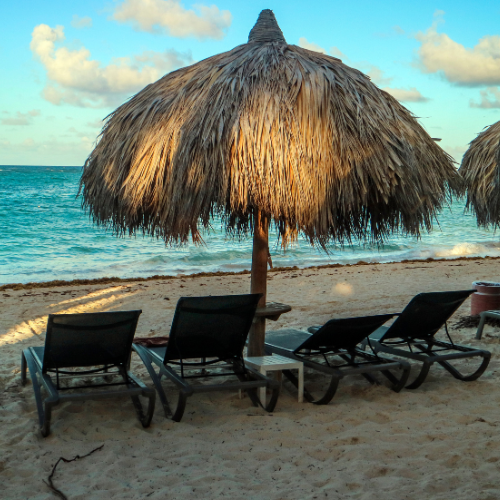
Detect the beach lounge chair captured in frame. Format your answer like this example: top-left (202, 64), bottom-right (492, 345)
top-left (21, 311), bottom-right (155, 437)
top-left (132, 294), bottom-right (280, 422)
top-left (362, 290), bottom-right (491, 389)
top-left (476, 310), bottom-right (500, 339)
top-left (264, 314), bottom-right (411, 404)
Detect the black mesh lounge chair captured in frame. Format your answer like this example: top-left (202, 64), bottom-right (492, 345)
top-left (362, 290), bottom-right (491, 389)
top-left (21, 311), bottom-right (155, 437)
top-left (132, 294), bottom-right (280, 422)
top-left (264, 314), bottom-right (411, 405)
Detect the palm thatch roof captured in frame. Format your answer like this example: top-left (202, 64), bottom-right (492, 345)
top-left (81, 9), bottom-right (460, 248)
top-left (460, 121), bottom-right (500, 226)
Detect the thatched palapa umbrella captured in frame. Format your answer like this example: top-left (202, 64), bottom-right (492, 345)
top-left (460, 121), bottom-right (500, 227)
top-left (81, 10), bottom-right (460, 356)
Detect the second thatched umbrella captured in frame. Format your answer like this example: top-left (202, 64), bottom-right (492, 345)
top-left (460, 121), bottom-right (500, 227)
top-left (81, 10), bottom-right (460, 355)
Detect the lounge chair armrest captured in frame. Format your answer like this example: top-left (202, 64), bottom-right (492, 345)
top-left (159, 364), bottom-right (194, 393)
top-left (307, 325), bottom-right (322, 334)
top-left (39, 373), bottom-right (60, 401)
top-left (126, 371), bottom-right (152, 391)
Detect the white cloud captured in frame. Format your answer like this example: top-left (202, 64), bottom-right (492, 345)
top-left (1, 110), bottom-right (41, 126)
top-left (112, 0), bottom-right (231, 40)
top-left (297, 39), bottom-right (347, 60)
top-left (296, 38), bottom-right (428, 103)
top-left (382, 87), bottom-right (429, 102)
top-left (3, 117), bottom-right (30, 126)
top-left (30, 24), bottom-right (193, 108)
top-left (441, 144), bottom-right (466, 164)
top-left (298, 37), bottom-right (327, 54)
top-left (470, 87), bottom-right (500, 108)
top-left (22, 138), bottom-right (36, 148)
top-left (416, 18), bottom-right (500, 86)
top-left (374, 25), bottom-right (406, 38)
top-left (329, 47), bottom-right (347, 60)
top-left (71, 15), bottom-right (92, 29)
top-left (86, 119), bottom-right (104, 128)
top-left (366, 66), bottom-right (393, 86)
top-left (0, 136), bottom-right (95, 165)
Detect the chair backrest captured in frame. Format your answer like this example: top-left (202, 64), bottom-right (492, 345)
top-left (164, 294), bottom-right (262, 362)
top-left (379, 290), bottom-right (475, 341)
top-left (296, 314), bottom-right (394, 352)
top-left (42, 310), bottom-right (142, 371)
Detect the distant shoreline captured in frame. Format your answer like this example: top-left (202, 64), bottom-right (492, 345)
top-left (2, 254), bottom-right (499, 291)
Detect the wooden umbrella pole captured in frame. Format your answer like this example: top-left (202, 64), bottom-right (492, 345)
top-left (248, 209), bottom-right (269, 357)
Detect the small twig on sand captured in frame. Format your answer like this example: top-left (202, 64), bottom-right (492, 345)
top-left (43, 445), bottom-right (104, 500)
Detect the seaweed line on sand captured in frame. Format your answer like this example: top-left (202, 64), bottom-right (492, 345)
top-left (2, 255), bottom-right (498, 292)
top-left (453, 315), bottom-right (500, 329)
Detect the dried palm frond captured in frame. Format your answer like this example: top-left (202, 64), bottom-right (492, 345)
top-left (460, 121), bottom-right (500, 227)
top-left (80, 9), bottom-right (460, 248)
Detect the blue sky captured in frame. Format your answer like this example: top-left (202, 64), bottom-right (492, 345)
top-left (1, 0), bottom-right (500, 166)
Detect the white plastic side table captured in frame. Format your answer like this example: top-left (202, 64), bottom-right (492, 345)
top-left (244, 354), bottom-right (304, 403)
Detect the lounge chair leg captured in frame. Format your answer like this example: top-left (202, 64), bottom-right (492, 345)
top-left (130, 395), bottom-right (147, 424)
top-left (250, 377), bottom-right (280, 412)
top-left (41, 399), bottom-right (55, 437)
top-left (244, 387), bottom-right (261, 408)
top-left (234, 371), bottom-right (271, 410)
top-left (142, 367), bottom-right (184, 422)
top-left (129, 394), bottom-right (153, 427)
top-left (140, 390), bottom-right (156, 427)
top-left (171, 392), bottom-right (188, 422)
top-left (22, 350), bottom-right (49, 432)
top-left (133, 345), bottom-right (176, 419)
top-left (21, 352), bottom-right (27, 386)
top-left (263, 381), bottom-right (280, 412)
top-left (405, 360), bottom-right (432, 389)
top-left (282, 369), bottom-right (339, 405)
top-left (119, 368), bottom-right (155, 427)
top-left (234, 368), bottom-right (279, 412)
top-left (152, 366), bottom-right (188, 422)
top-left (380, 363), bottom-right (411, 393)
top-left (361, 372), bottom-right (380, 385)
top-left (437, 352), bottom-right (491, 382)
top-left (148, 373), bottom-right (187, 422)
top-left (476, 314), bottom-right (488, 340)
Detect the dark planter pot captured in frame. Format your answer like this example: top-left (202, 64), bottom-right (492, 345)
top-left (471, 281), bottom-right (500, 315)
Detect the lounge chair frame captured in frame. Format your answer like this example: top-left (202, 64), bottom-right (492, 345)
top-left (476, 310), bottom-right (500, 339)
top-left (264, 314), bottom-right (411, 405)
top-left (133, 294), bottom-right (280, 422)
top-left (364, 290), bottom-right (491, 389)
top-left (21, 311), bottom-right (155, 437)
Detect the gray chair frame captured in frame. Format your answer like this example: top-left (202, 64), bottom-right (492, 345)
top-left (264, 314), bottom-right (411, 405)
top-left (476, 310), bottom-right (500, 339)
top-left (21, 311), bottom-right (155, 437)
top-left (133, 294), bottom-right (280, 422)
top-left (364, 290), bottom-right (491, 389)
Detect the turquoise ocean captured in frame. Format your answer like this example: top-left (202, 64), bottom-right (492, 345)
top-left (1, 165), bottom-right (500, 286)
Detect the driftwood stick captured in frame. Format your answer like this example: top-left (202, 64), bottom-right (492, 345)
top-left (44, 444), bottom-right (104, 500)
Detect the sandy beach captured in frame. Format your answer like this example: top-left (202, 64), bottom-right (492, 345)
top-left (2, 257), bottom-right (500, 499)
